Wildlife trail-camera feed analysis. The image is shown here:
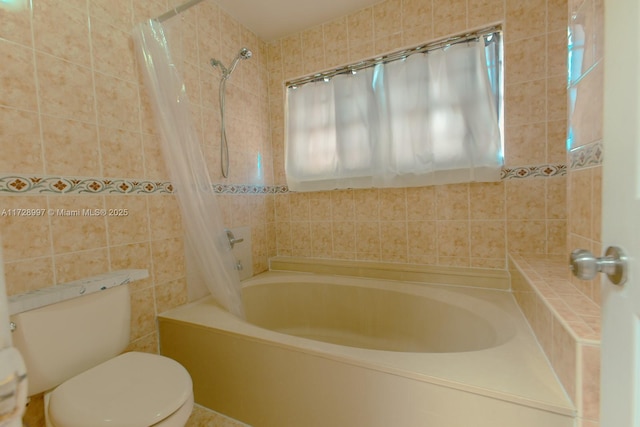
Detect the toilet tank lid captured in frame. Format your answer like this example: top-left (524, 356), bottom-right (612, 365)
top-left (48, 352), bottom-right (193, 427)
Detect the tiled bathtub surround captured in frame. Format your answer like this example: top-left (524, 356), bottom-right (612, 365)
top-left (267, 0), bottom-right (570, 269)
top-left (509, 254), bottom-right (601, 425)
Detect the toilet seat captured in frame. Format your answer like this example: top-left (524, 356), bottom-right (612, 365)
top-left (48, 352), bottom-right (193, 427)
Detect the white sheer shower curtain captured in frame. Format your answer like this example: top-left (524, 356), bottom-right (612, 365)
top-left (132, 20), bottom-right (244, 317)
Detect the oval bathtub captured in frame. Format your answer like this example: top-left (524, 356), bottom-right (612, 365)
top-left (159, 271), bottom-right (574, 427)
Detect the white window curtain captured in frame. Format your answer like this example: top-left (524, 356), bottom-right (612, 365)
top-left (285, 38), bottom-right (502, 192)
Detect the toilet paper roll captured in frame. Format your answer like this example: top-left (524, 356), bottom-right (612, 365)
top-left (0, 346), bottom-right (27, 427)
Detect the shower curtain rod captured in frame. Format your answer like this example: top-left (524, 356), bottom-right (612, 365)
top-left (154, 0), bottom-right (207, 22)
top-left (286, 24), bottom-right (502, 88)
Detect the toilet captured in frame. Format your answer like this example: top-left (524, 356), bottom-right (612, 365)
top-left (10, 284), bottom-right (194, 427)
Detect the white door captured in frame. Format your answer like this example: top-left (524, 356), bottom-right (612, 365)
top-left (601, 0), bottom-right (640, 425)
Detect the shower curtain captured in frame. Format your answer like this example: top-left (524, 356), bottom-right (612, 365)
top-left (132, 20), bottom-right (244, 317)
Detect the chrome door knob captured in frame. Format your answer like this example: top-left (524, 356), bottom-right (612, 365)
top-left (569, 246), bottom-right (628, 285)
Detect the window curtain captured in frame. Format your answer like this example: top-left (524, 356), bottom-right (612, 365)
top-left (285, 38), bottom-right (502, 192)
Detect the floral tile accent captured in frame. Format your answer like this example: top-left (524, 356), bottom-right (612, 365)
top-left (0, 165), bottom-right (567, 196)
top-left (569, 140), bottom-right (603, 170)
top-left (212, 184), bottom-right (289, 194)
top-left (501, 164), bottom-right (567, 180)
top-left (0, 174), bottom-right (289, 196)
top-left (0, 175), bottom-right (174, 195)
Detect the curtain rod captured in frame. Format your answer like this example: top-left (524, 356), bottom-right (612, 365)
top-left (286, 25), bottom-right (502, 88)
top-left (154, 0), bottom-right (207, 22)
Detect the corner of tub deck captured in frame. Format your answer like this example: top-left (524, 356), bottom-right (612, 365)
top-left (268, 256), bottom-right (510, 290)
top-left (508, 253), bottom-right (601, 423)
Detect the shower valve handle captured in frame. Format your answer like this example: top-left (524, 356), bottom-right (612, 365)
top-left (225, 229), bottom-right (244, 249)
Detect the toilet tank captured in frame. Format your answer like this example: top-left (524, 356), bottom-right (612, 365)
top-left (10, 285), bottom-right (131, 395)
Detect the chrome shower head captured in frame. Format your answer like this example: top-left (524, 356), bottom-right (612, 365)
top-left (211, 47), bottom-right (252, 80)
top-left (239, 47), bottom-right (252, 60)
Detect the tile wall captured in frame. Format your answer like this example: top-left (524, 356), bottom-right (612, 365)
top-left (268, 0), bottom-right (569, 269)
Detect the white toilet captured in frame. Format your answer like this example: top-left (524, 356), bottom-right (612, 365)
top-left (10, 284), bottom-right (194, 427)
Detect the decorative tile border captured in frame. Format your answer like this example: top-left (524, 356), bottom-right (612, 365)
top-left (212, 184), bottom-right (289, 194)
top-left (0, 174), bottom-right (289, 196)
top-left (569, 140), bottom-right (603, 170)
top-left (0, 165), bottom-right (567, 196)
top-left (0, 175), bottom-right (174, 195)
top-left (500, 164), bottom-right (567, 180)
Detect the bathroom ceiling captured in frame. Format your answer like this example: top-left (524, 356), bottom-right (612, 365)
top-left (216, 0), bottom-right (384, 41)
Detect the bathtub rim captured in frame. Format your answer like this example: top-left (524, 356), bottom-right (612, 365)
top-left (160, 271), bottom-right (574, 418)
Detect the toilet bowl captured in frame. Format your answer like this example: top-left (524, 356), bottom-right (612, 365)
top-left (47, 352), bottom-right (193, 427)
top-left (10, 283), bottom-right (194, 427)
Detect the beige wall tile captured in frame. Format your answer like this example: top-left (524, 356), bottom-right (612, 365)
top-left (504, 123), bottom-right (546, 166)
top-left (402, 0), bottom-right (432, 31)
top-left (0, 107), bottom-right (43, 173)
top-left (106, 196), bottom-right (150, 246)
top-left (310, 221), bottom-right (333, 257)
top-left (505, 79), bottom-right (547, 126)
top-left (505, 36), bottom-right (546, 84)
top-left (347, 7), bottom-right (374, 49)
top-left (379, 188), bottom-right (407, 221)
top-left (581, 344), bottom-right (600, 420)
top-left (433, 0), bottom-right (467, 38)
top-left (0, 196), bottom-right (51, 261)
top-left (33, 0), bottom-right (91, 67)
top-left (406, 186), bottom-right (435, 221)
top-left (506, 180), bottom-right (546, 220)
top-left (0, 40), bottom-right (38, 111)
top-left (469, 182), bottom-right (505, 220)
top-left (373, 0), bottom-right (402, 40)
top-left (4, 256), bottom-right (54, 296)
top-left (49, 195), bottom-right (108, 254)
top-left (323, 17), bottom-right (349, 68)
top-left (0, 1), bottom-right (33, 46)
top-left (36, 53), bottom-right (96, 122)
top-left (151, 236), bottom-right (186, 284)
top-left (407, 220), bottom-right (436, 264)
top-left (94, 72), bottom-right (141, 132)
top-left (470, 220), bottom-right (505, 259)
top-left (54, 247), bottom-right (110, 283)
top-left (505, 0), bottom-right (547, 42)
top-left (91, 19), bottom-right (137, 82)
top-left (380, 220), bottom-right (408, 262)
top-left (507, 220), bottom-right (547, 254)
top-left (89, 0), bottom-right (133, 32)
top-left (437, 220), bottom-right (469, 258)
top-left (468, 0), bottom-right (504, 28)
top-left (436, 184), bottom-right (469, 220)
top-left (41, 116), bottom-right (100, 176)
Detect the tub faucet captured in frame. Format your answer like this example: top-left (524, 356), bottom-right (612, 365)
top-left (225, 229), bottom-right (244, 249)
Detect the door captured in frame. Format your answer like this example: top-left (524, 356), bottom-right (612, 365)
top-left (601, 0), bottom-right (640, 425)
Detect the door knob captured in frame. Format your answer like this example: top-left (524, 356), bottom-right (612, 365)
top-left (569, 246), bottom-right (628, 285)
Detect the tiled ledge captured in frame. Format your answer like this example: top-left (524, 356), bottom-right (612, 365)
top-left (509, 253), bottom-right (601, 424)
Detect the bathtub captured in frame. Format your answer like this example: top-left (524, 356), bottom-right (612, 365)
top-left (159, 270), bottom-right (574, 427)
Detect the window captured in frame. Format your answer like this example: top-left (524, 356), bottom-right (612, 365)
top-left (285, 30), bottom-right (503, 192)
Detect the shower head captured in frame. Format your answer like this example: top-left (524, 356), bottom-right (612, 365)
top-left (238, 47), bottom-right (252, 60)
top-left (211, 47), bottom-right (252, 80)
